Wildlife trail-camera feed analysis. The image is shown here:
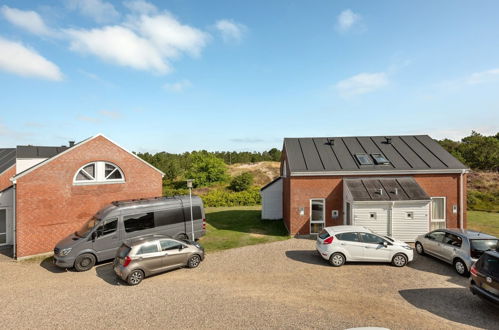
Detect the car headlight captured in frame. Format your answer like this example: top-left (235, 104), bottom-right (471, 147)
top-left (60, 248), bottom-right (72, 256)
top-left (402, 245), bottom-right (412, 251)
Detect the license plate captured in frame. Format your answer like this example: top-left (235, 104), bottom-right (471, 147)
top-left (482, 283), bottom-right (499, 295)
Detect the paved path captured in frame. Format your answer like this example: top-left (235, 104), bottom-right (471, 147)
top-left (0, 239), bottom-right (497, 329)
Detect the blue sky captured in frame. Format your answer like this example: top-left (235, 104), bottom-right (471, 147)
top-left (0, 0), bottom-right (498, 153)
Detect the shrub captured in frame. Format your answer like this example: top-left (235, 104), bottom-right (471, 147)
top-left (468, 189), bottom-right (499, 212)
top-left (202, 187), bottom-right (261, 207)
top-left (229, 172), bottom-right (254, 192)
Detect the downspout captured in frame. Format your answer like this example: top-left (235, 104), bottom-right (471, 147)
top-left (12, 182), bottom-right (16, 259)
top-left (459, 170), bottom-right (465, 230)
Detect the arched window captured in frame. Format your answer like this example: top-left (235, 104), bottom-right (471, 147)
top-left (74, 161), bottom-right (125, 184)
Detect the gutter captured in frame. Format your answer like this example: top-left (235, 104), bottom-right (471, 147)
top-left (291, 169), bottom-right (471, 176)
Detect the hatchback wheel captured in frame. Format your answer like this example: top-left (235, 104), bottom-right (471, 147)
top-left (187, 255), bottom-right (201, 268)
top-left (329, 253), bottom-right (345, 267)
top-left (176, 233), bottom-right (189, 240)
top-left (392, 253), bottom-right (408, 267)
top-left (415, 242), bottom-right (425, 255)
top-left (74, 253), bottom-right (96, 272)
top-left (127, 270), bottom-right (144, 286)
top-left (454, 259), bottom-right (468, 276)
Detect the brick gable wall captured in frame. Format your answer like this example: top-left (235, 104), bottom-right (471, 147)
top-left (0, 165), bottom-right (15, 191)
top-left (15, 136), bottom-right (162, 257)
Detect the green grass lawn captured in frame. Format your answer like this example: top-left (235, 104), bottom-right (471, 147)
top-left (199, 206), bottom-right (290, 253)
top-left (468, 211), bottom-right (499, 237)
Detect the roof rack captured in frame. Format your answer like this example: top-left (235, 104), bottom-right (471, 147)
top-left (110, 195), bottom-right (194, 206)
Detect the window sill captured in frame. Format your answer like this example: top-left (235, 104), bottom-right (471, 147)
top-left (73, 180), bottom-right (126, 186)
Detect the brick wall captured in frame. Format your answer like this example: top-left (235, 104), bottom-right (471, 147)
top-left (15, 136), bottom-right (163, 257)
top-left (283, 173), bottom-right (466, 235)
top-left (0, 165), bottom-right (15, 191)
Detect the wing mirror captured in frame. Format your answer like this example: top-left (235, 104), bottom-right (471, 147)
top-left (382, 241), bottom-right (388, 247)
top-left (91, 231), bottom-right (97, 242)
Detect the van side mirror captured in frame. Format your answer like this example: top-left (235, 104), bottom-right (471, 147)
top-left (91, 231), bottom-right (97, 242)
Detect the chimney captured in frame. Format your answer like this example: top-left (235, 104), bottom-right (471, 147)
top-left (69, 141), bottom-right (75, 147)
top-left (327, 138), bottom-right (334, 146)
top-left (394, 188), bottom-right (398, 195)
top-left (385, 137), bottom-right (392, 144)
top-left (378, 188), bottom-right (383, 195)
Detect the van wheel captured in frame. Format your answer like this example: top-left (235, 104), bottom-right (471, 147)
top-left (74, 253), bottom-right (96, 272)
top-left (392, 253), bottom-right (408, 267)
top-left (454, 259), bottom-right (469, 276)
top-left (329, 253), bottom-right (345, 267)
top-left (127, 270), bottom-right (144, 286)
top-left (176, 233), bottom-right (188, 240)
top-left (187, 255), bottom-right (201, 268)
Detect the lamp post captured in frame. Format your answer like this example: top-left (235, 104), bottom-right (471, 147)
top-left (187, 179), bottom-right (195, 241)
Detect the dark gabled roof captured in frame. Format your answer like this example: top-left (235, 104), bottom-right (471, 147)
top-left (260, 177), bottom-right (282, 192)
top-left (283, 135), bottom-right (468, 174)
top-left (0, 148), bottom-right (16, 174)
top-left (16, 145), bottom-right (68, 159)
top-left (345, 177), bottom-right (430, 201)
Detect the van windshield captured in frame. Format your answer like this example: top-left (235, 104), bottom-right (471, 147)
top-left (75, 217), bottom-right (100, 238)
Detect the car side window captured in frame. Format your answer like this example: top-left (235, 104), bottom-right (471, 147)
top-left (96, 218), bottom-right (118, 238)
top-left (360, 233), bottom-right (385, 245)
top-left (427, 231), bottom-right (445, 242)
top-left (160, 240), bottom-right (183, 251)
top-left (443, 233), bottom-right (462, 247)
top-left (137, 243), bottom-right (159, 255)
top-left (336, 232), bottom-right (359, 242)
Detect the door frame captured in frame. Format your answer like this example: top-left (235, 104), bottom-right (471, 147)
top-left (0, 207), bottom-right (12, 246)
top-left (309, 198), bottom-right (326, 234)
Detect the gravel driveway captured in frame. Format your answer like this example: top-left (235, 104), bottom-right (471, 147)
top-left (0, 239), bottom-right (497, 329)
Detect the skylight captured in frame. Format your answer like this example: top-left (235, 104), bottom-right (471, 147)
top-left (355, 153), bottom-right (373, 165)
top-left (371, 153), bottom-right (390, 165)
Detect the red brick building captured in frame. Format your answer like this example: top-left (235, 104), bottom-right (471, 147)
top-left (0, 134), bottom-right (163, 258)
top-left (261, 135), bottom-right (469, 241)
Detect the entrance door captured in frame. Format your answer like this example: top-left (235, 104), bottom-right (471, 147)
top-left (310, 199), bottom-right (325, 234)
top-left (0, 209), bottom-right (6, 245)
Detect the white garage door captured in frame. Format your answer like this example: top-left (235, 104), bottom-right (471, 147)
top-left (391, 202), bottom-right (430, 242)
top-left (352, 203), bottom-right (390, 236)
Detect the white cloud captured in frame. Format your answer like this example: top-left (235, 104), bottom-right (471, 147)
top-left (65, 25), bottom-right (170, 74)
top-left (163, 79), bottom-right (192, 93)
top-left (336, 72), bottom-right (388, 97)
top-left (67, 0), bottom-right (120, 24)
top-left (467, 68), bottom-right (499, 85)
top-left (0, 36), bottom-right (63, 80)
top-left (77, 116), bottom-right (100, 123)
top-left (99, 110), bottom-right (122, 119)
top-left (1, 6), bottom-right (54, 36)
top-left (337, 9), bottom-right (361, 32)
top-left (124, 0), bottom-right (157, 15)
top-left (214, 19), bottom-right (247, 42)
top-left (427, 127), bottom-right (498, 141)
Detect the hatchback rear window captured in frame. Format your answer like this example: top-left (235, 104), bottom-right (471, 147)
top-left (470, 239), bottom-right (498, 259)
top-left (478, 254), bottom-right (499, 277)
top-left (117, 245), bottom-right (131, 259)
top-left (318, 229), bottom-right (330, 240)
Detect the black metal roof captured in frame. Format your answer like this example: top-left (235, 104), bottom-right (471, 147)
top-left (344, 177), bottom-right (430, 201)
top-left (283, 135), bottom-right (468, 174)
top-left (16, 145), bottom-right (68, 159)
top-left (0, 148), bottom-right (16, 174)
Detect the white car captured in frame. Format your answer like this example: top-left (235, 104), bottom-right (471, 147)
top-left (316, 225), bottom-right (414, 267)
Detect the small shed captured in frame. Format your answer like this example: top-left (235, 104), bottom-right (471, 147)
top-left (260, 177), bottom-right (282, 220)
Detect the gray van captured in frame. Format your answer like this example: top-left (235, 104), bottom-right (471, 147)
top-left (53, 195), bottom-right (206, 271)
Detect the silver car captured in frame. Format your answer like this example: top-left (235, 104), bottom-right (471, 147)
top-left (415, 229), bottom-right (498, 276)
top-left (114, 235), bottom-right (205, 285)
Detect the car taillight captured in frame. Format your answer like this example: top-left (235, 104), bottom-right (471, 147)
top-left (202, 218), bottom-right (206, 230)
top-left (123, 256), bottom-right (131, 267)
top-left (470, 264), bottom-right (478, 276)
top-left (323, 236), bottom-right (334, 244)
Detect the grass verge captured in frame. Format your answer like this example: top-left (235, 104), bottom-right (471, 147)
top-left (468, 211), bottom-right (499, 237)
top-left (199, 206), bottom-right (289, 253)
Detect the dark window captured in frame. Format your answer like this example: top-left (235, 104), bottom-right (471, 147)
top-left (76, 164), bottom-right (95, 181)
top-left (124, 213), bottom-right (155, 233)
top-left (137, 243), bottom-right (159, 255)
top-left (478, 254), bottom-right (499, 277)
top-left (105, 163), bottom-right (123, 180)
top-left (355, 153), bottom-right (373, 165)
top-left (155, 208), bottom-right (185, 227)
top-left (427, 231), bottom-right (445, 242)
top-left (160, 240), bottom-right (183, 251)
top-left (183, 206), bottom-right (202, 220)
top-left (371, 153), bottom-right (390, 165)
top-left (470, 239), bottom-right (498, 259)
top-left (96, 218), bottom-right (118, 238)
top-left (443, 233), bottom-right (462, 247)
top-left (360, 233), bottom-right (385, 244)
top-left (318, 229), bottom-right (330, 240)
top-left (117, 245), bottom-right (131, 258)
top-left (336, 232), bottom-right (360, 242)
